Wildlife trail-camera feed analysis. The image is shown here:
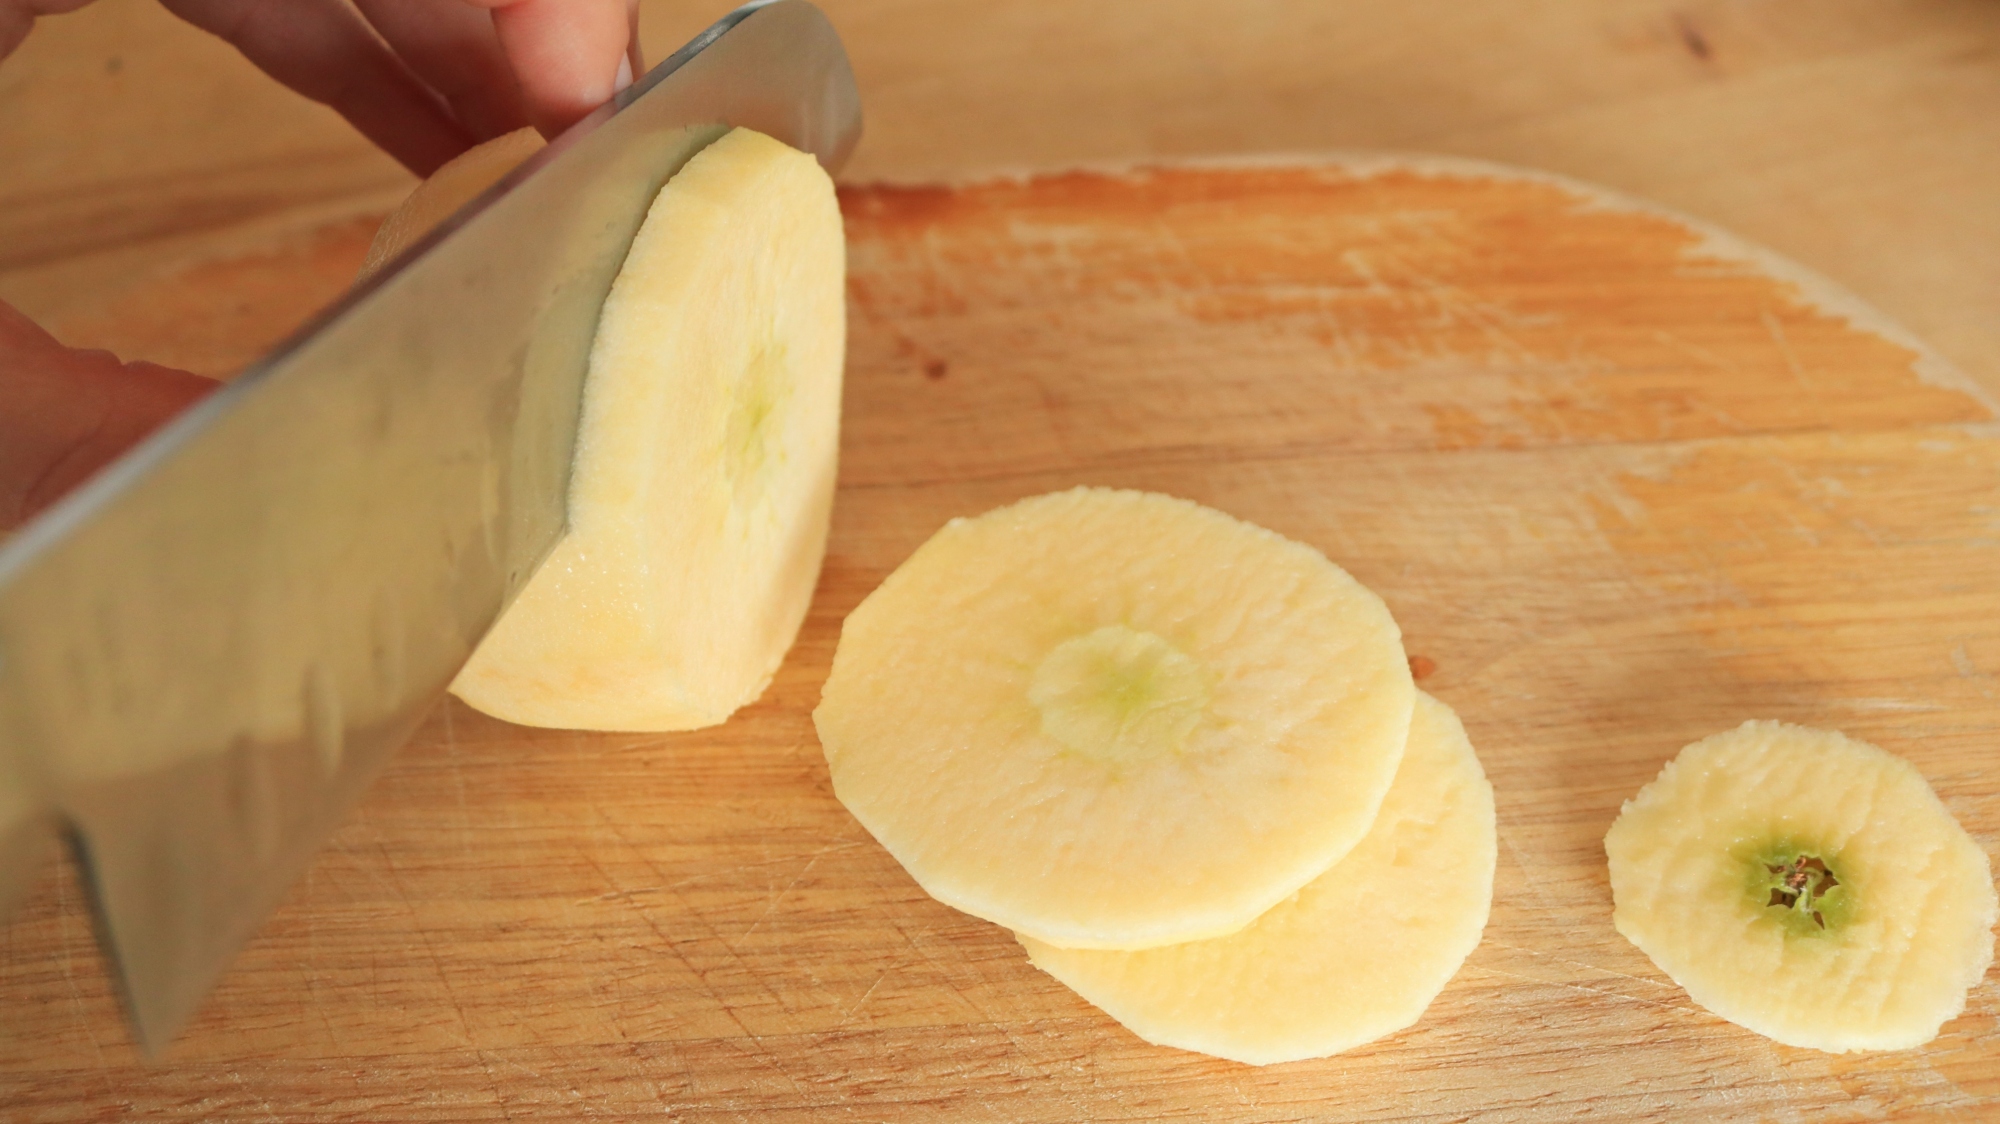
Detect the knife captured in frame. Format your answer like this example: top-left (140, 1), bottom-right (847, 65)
top-left (0, 0), bottom-right (860, 1054)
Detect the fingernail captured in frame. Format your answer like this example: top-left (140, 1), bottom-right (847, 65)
top-left (614, 56), bottom-right (633, 94)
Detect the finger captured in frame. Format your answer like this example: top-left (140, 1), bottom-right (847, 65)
top-left (0, 302), bottom-right (216, 531)
top-left (0, 0), bottom-right (94, 58)
top-left (160, 0), bottom-right (475, 174)
top-left (465, 0), bottom-right (636, 137)
top-left (350, 0), bottom-right (529, 142)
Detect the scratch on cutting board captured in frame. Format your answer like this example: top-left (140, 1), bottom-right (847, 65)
top-left (572, 842), bottom-right (865, 907)
top-left (1651, 326), bottom-right (1731, 374)
top-left (608, 859), bottom-right (800, 1094)
top-left (375, 837), bottom-right (479, 1047)
top-left (893, 920), bottom-right (986, 1022)
top-left (729, 843), bottom-right (850, 951)
top-left (590, 813), bottom-right (808, 1086)
top-left (1339, 238), bottom-right (1546, 371)
top-left (1760, 308), bottom-right (1815, 397)
top-left (472, 1049), bottom-right (530, 1122)
top-left (299, 871), bottom-right (342, 1052)
top-left (218, 1067), bottom-right (287, 1124)
top-left (834, 964), bottom-right (898, 1026)
top-left (438, 701), bottom-right (475, 859)
top-left (1952, 644), bottom-right (1997, 699)
top-left (563, 856), bottom-right (643, 1051)
top-left (1838, 698), bottom-right (1947, 713)
top-left (889, 920), bottom-right (1055, 1074)
top-left (724, 1030), bottom-right (812, 1103)
top-left (1498, 940), bottom-right (1689, 997)
top-left (1475, 940), bottom-right (1700, 1016)
top-left (1495, 827), bottom-right (1561, 914)
top-left (1339, 247), bottom-right (1396, 299)
top-left (577, 884), bottom-right (668, 905)
top-left (53, 864), bottom-right (108, 1065)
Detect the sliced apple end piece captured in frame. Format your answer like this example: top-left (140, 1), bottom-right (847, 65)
top-left (452, 127), bottom-right (844, 732)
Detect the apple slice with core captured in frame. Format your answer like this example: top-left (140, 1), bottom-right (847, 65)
top-left (1607, 721), bottom-right (1998, 1052)
top-left (815, 487), bottom-right (1416, 951)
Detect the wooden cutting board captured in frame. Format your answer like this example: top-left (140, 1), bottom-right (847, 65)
top-left (4, 159), bottom-right (1998, 1121)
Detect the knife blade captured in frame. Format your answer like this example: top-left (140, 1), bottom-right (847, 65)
top-left (0, 0), bottom-right (859, 1053)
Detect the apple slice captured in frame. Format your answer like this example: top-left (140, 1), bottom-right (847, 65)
top-left (1607, 721), bottom-right (1998, 1052)
top-left (1019, 692), bottom-right (1495, 1065)
top-left (451, 127), bottom-right (845, 730)
top-left (815, 488), bottom-right (1415, 950)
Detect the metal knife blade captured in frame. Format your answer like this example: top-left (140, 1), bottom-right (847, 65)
top-left (0, 0), bottom-right (859, 1053)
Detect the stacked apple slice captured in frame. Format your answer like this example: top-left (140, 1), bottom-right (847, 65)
top-left (815, 488), bottom-right (1496, 1065)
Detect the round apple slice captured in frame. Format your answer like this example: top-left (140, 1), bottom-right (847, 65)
top-left (451, 128), bottom-right (845, 730)
top-left (815, 488), bottom-right (1416, 950)
top-left (1607, 721), bottom-right (1998, 1052)
top-left (1019, 692), bottom-right (1495, 1065)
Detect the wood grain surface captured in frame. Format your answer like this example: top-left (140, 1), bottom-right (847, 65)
top-left (5, 0), bottom-right (1998, 399)
top-left (4, 160), bottom-right (1999, 1121)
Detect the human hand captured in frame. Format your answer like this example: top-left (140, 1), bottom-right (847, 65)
top-left (0, 0), bottom-right (642, 531)
top-left (0, 303), bottom-right (215, 530)
top-left (1, 0), bottom-right (641, 174)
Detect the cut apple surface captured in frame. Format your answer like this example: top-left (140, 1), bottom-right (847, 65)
top-left (1606, 721), bottom-right (1998, 1053)
top-left (360, 126), bottom-right (546, 279)
top-left (814, 487), bottom-right (1416, 950)
top-left (451, 127), bottom-right (845, 731)
top-left (1020, 692), bottom-right (1494, 1065)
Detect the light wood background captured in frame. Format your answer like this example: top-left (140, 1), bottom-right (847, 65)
top-left (2, 0), bottom-right (1997, 394)
top-left (2, 2), bottom-right (1999, 1120)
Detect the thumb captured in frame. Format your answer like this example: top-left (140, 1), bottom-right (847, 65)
top-left (468, 0), bottom-right (638, 138)
top-left (0, 302), bottom-right (216, 531)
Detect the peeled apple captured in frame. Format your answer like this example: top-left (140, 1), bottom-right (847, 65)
top-left (359, 126), bottom-right (546, 277)
top-left (449, 127), bottom-right (846, 730)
